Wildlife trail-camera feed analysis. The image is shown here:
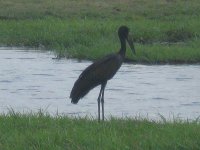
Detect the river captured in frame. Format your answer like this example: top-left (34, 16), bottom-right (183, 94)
top-left (0, 47), bottom-right (200, 120)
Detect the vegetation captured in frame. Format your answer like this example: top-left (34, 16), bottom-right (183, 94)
top-left (1, 1), bottom-right (199, 149)
top-left (0, 0), bottom-right (200, 63)
top-left (0, 112), bottom-right (200, 150)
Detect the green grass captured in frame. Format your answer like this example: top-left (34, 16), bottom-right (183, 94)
top-left (1, 1), bottom-right (200, 148)
top-left (0, 0), bottom-right (200, 63)
top-left (0, 112), bottom-right (200, 150)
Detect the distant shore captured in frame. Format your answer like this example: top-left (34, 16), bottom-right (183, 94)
top-left (0, 0), bottom-right (200, 64)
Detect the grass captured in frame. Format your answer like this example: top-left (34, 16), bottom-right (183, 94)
top-left (0, 111), bottom-right (200, 150)
top-left (0, 0), bottom-right (200, 63)
top-left (1, 1), bottom-right (199, 149)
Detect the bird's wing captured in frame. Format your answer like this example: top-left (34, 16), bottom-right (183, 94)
top-left (79, 53), bottom-right (122, 81)
top-left (70, 53), bottom-right (122, 104)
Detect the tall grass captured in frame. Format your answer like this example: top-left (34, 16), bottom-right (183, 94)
top-left (0, 112), bottom-right (200, 150)
top-left (0, 0), bottom-right (200, 63)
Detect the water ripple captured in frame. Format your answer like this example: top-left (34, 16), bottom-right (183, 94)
top-left (32, 74), bottom-right (54, 76)
top-left (0, 80), bottom-right (12, 83)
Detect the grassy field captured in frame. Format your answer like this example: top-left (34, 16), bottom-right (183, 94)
top-left (0, 112), bottom-right (199, 150)
top-left (0, 0), bottom-right (200, 63)
top-left (1, 1), bottom-right (200, 149)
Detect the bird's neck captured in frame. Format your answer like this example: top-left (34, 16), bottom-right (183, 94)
top-left (118, 38), bottom-right (126, 58)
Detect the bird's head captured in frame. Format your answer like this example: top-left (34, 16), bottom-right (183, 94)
top-left (118, 26), bottom-right (129, 39)
top-left (118, 26), bottom-right (136, 55)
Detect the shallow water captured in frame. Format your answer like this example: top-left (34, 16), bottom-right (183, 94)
top-left (0, 47), bottom-right (200, 120)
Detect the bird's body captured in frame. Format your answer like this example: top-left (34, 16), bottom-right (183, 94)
top-left (70, 26), bottom-right (135, 121)
top-left (70, 53), bottom-right (123, 104)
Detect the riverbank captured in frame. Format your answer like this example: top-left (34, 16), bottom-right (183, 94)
top-left (0, 0), bottom-right (200, 64)
top-left (0, 112), bottom-right (200, 150)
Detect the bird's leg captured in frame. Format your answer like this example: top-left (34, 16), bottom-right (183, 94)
top-left (97, 87), bottom-right (102, 122)
top-left (101, 82), bottom-right (107, 121)
top-left (101, 89), bottom-right (105, 121)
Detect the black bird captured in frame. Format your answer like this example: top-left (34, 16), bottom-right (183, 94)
top-left (70, 26), bottom-right (136, 121)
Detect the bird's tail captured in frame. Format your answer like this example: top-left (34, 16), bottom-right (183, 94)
top-left (70, 78), bottom-right (97, 104)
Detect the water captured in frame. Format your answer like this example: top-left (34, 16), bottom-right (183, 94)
top-left (0, 47), bottom-right (200, 120)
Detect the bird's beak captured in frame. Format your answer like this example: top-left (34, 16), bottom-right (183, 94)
top-left (127, 34), bottom-right (136, 55)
